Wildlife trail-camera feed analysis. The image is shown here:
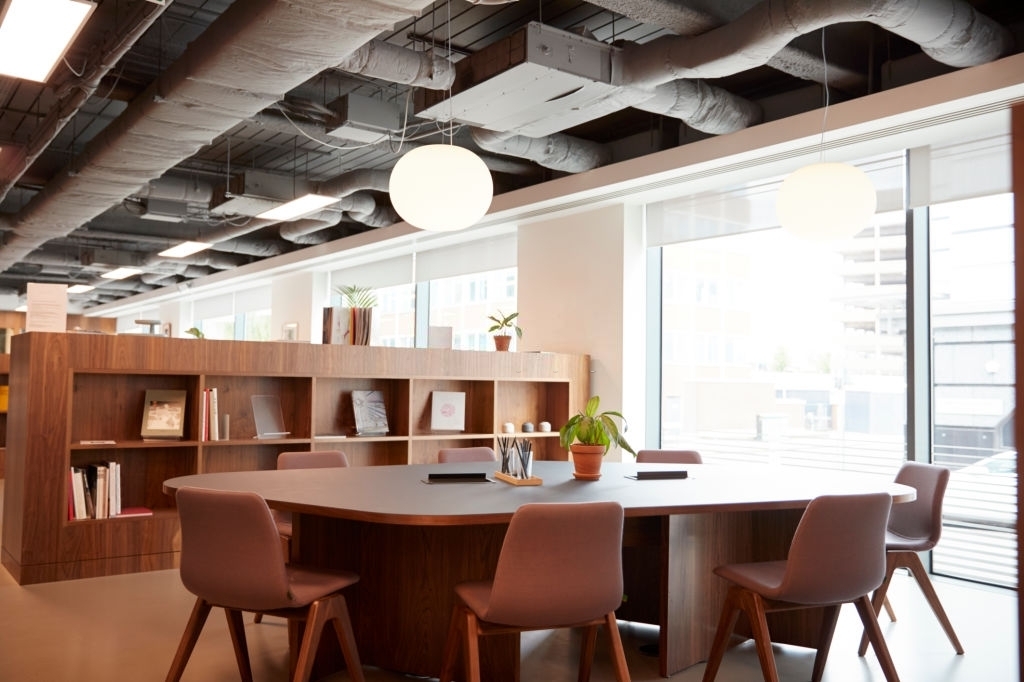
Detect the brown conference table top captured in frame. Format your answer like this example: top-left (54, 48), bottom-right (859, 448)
top-left (164, 460), bottom-right (915, 522)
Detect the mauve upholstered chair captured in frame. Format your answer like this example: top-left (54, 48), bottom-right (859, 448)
top-left (702, 493), bottom-right (898, 682)
top-left (857, 461), bottom-right (964, 656)
top-left (254, 449), bottom-right (349, 624)
top-left (166, 487), bottom-right (364, 682)
top-left (439, 501), bottom-right (630, 682)
top-left (635, 449), bottom-right (703, 464)
top-left (437, 446), bottom-right (497, 463)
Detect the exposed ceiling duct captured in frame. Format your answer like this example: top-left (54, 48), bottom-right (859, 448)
top-left (0, 0), bottom-right (1018, 310)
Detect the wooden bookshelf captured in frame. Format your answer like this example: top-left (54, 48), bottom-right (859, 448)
top-left (0, 332), bottom-right (588, 584)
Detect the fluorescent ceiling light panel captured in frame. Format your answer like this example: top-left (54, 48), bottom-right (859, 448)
top-left (256, 193), bottom-right (339, 221)
top-left (66, 284), bottom-right (95, 294)
top-left (158, 241), bottom-right (212, 258)
top-left (14, 304), bottom-right (26, 312)
top-left (0, 0), bottom-right (96, 83)
top-left (101, 267), bottom-right (143, 280)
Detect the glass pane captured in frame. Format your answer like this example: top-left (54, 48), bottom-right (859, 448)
top-left (656, 158), bottom-right (908, 479)
top-left (197, 314), bottom-right (234, 340)
top-left (371, 283), bottom-right (415, 347)
top-left (429, 267), bottom-right (517, 351)
top-left (929, 193), bottom-right (1017, 588)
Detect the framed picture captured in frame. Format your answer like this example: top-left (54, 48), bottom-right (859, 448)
top-left (430, 391), bottom-right (466, 432)
top-left (141, 389), bottom-right (187, 439)
top-left (352, 390), bottom-right (389, 435)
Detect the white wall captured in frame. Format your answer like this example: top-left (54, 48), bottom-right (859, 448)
top-left (518, 204), bottom-right (647, 458)
top-left (270, 271), bottom-right (329, 342)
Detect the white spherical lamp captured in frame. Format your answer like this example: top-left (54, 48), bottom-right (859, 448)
top-left (776, 162), bottom-right (877, 242)
top-left (389, 144), bottom-right (493, 232)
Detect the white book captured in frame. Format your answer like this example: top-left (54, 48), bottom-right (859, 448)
top-left (209, 387), bottom-right (219, 441)
top-left (94, 466), bottom-right (108, 519)
top-left (71, 468), bottom-right (87, 520)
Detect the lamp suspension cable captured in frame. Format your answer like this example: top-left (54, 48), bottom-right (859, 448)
top-left (776, 27), bottom-right (877, 243)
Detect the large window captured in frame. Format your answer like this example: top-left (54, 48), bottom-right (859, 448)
top-left (649, 142), bottom-right (1017, 589)
top-left (652, 154), bottom-right (908, 475)
top-left (429, 267), bottom-right (518, 350)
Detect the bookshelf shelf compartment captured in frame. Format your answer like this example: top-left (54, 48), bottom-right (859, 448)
top-left (1, 333), bottom-right (587, 584)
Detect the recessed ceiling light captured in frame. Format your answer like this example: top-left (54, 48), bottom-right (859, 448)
top-left (158, 241), bottom-right (212, 258)
top-left (0, 0), bottom-right (96, 83)
top-left (101, 267), bottom-right (143, 280)
top-left (67, 284), bottom-right (95, 293)
top-left (14, 304), bottom-right (27, 312)
top-left (256, 194), bottom-right (339, 221)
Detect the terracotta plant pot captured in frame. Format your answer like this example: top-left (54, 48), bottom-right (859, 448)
top-left (570, 443), bottom-right (606, 480)
top-left (493, 334), bottom-right (512, 351)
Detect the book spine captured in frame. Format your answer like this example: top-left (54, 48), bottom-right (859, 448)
top-left (82, 468), bottom-right (95, 519)
top-left (71, 468), bottom-right (86, 520)
top-left (95, 466), bottom-right (108, 519)
top-left (201, 388), bottom-right (209, 441)
top-left (209, 387), bottom-right (219, 441)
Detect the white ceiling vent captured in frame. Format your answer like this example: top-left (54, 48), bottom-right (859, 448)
top-left (416, 22), bottom-right (620, 138)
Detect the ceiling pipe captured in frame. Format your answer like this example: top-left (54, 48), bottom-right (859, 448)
top-left (616, 0), bottom-right (1015, 89)
top-left (0, 0), bottom-right (436, 273)
top-left (471, 128), bottom-right (612, 173)
top-left (336, 39), bottom-right (455, 89)
top-left (633, 79), bottom-right (762, 134)
top-left (0, 0), bottom-right (170, 205)
top-left (590, 0), bottom-right (864, 89)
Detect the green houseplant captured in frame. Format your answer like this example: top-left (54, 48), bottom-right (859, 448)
top-left (487, 310), bottom-right (522, 351)
top-left (559, 395), bottom-right (635, 480)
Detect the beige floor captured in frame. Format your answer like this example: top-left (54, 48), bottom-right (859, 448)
top-left (0, 479), bottom-right (1017, 681)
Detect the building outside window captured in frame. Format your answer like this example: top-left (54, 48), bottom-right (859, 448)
top-left (429, 267), bottom-right (517, 351)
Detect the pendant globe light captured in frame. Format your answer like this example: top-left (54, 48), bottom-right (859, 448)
top-left (388, 0), bottom-right (493, 232)
top-left (777, 29), bottom-right (876, 242)
top-left (390, 143), bottom-right (493, 232)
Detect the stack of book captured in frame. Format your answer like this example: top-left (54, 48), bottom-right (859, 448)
top-left (67, 462), bottom-right (151, 519)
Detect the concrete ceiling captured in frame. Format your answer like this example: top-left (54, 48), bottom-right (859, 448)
top-left (0, 0), bottom-right (1020, 311)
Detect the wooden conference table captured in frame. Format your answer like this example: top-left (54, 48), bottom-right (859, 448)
top-left (164, 460), bottom-right (913, 679)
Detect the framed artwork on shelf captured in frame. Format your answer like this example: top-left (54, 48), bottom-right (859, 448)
top-left (141, 389), bottom-right (187, 439)
top-left (352, 390), bottom-right (389, 436)
top-left (431, 391), bottom-right (466, 431)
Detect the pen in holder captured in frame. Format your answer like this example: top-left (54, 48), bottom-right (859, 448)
top-left (497, 434), bottom-right (518, 476)
top-left (518, 440), bottom-right (533, 480)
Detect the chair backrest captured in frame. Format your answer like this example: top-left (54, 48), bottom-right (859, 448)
top-left (437, 446), bottom-right (497, 463)
top-left (635, 449), bottom-right (703, 464)
top-left (482, 501), bottom-right (624, 627)
top-left (776, 492), bottom-right (892, 605)
top-left (277, 450), bottom-right (349, 469)
top-left (176, 486), bottom-right (294, 611)
top-left (888, 461), bottom-right (949, 549)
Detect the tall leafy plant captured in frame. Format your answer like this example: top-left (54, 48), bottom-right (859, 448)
top-left (335, 284), bottom-right (377, 308)
top-left (559, 396), bottom-right (635, 456)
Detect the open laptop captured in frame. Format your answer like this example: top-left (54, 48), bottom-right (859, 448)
top-left (251, 394), bottom-right (291, 439)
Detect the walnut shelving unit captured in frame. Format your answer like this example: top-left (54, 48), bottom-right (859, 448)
top-left (0, 332), bottom-right (589, 585)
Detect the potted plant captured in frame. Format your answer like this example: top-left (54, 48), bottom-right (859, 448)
top-left (487, 310), bottom-right (522, 351)
top-left (325, 284), bottom-right (377, 345)
top-left (558, 395), bottom-right (635, 480)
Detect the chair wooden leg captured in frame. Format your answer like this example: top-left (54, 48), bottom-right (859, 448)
top-left (853, 595), bottom-right (901, 682)
top-left (882, 595), bottom-right (897, 622)
top-left (224, 608), bottom-right (254, 682)
top-left (326, 594), bottom-right (365, 682)
top-left (859, 554), bottom-right (898, 656)
top-left (702, 586), bottom-right (742, 682)
top-left (603, 612), bottom-right (632, 682)
top-left (902, 551), bottom-right (965, 654)
top-left (578, 624), bottom-right (598, 682)
top-left (811, 604), bottom-right (841, 682)
top-left (438, 604), bottom-right (464, 682)
top-left (165, 598), bottom-right (213, 682)
top-left (253, 612), bottom-right (264, 624)
top-left (462, 609), bottom-right (482, 682)
top-left (738, 589), bottom-right (780, 682)
top-left (291, 598), bottom-right (331, 682)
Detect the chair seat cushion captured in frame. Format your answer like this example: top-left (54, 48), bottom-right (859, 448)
top-left (885, 529), bottom-right (933, 552)
top-left (455, 580), bottom-right (494, 619)
top-left (285, 565), bottom-right (360, 608)
top-left (714, 561), bottom-right (787, 598)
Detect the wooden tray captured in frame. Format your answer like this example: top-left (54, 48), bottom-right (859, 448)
top-left (493, 471), bottom-right (543, 486)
